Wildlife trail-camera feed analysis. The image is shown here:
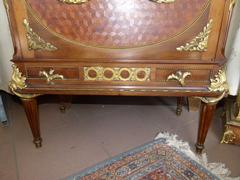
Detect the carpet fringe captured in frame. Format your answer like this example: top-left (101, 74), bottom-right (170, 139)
top-left (155, 132), bottom-right (240, 180)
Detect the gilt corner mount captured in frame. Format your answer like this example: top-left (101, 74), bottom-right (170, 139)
top-left (177, 19), bottom-right (213, 52)
top-left (221, 129), bottom-right (236, 144)
top-left (9, 64), bottom-right (40, 99)
top-left (197, 69), bottom-right (229, 104)
top-left (23, 19), bottom-right (57, 51)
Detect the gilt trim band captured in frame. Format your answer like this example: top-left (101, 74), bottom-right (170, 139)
top-left (59, 0), bottom-right (175, 4)
top-left (84, 67), bottom-right (151, 82)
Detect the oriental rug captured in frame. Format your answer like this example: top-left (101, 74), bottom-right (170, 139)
top-left (66, 133), bottom-right (238, 180)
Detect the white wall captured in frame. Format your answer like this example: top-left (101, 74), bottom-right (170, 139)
top-left (0, 1), bottom-right (14, 92)
top-left (0, 1), bottom-right (239, 95)
top-left (226, 0), bottom-right (240, 95)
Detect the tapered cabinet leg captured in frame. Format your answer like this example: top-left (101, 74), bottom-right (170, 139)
top-left (21, 98), bottom-right (42, 148)
top-left (196, 102), bottom-right (217, 154)
top-left (176, 97), bottom-right (184, 116)
top-left (59, 95), bottom-right (72, 113)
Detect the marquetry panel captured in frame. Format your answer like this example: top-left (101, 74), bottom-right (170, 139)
top-left (25, 0), bottom-right (209, 48)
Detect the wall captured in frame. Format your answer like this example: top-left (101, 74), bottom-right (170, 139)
top-left (226, 0), bottom-right (240, 95)
top-left (0, 1), bottom-right (14, 92)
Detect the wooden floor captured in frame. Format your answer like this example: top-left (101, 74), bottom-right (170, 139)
top-left (0, 95), bottom-right (239, 180)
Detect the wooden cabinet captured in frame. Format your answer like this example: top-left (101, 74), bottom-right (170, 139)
top-left (5, 0), bottom-right (235, 153)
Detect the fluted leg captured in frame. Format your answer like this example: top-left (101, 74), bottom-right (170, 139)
top-left (196, 102), bottom-right (217, 153)
top-left (21, 98), bottom-right (42, 148)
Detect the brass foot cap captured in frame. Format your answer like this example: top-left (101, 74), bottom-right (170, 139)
top-left (176, 109), bottom-right (182, 116)
top-left (59, 105), bottom-right (66, 113)
top-left (34, 139), bottom-right (42, 148)
top-left (195, 144), bottom-right (204, 154)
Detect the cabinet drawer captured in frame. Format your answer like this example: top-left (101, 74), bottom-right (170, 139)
top-left (26, 66), bottom-right (79, 80)
top-left (156, 69), bottom-right (210, 82)
top-left (23, 63), bottom-right (212, 88)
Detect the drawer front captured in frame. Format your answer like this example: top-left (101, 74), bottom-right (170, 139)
top-left (21, 63), bottom-right (212, 89)
top-left (25, 0), bottom-right (209, 48)
top-left (156, 68), bottom-right (211, 87)
top-left (26, 66), bottom-right (79, 80)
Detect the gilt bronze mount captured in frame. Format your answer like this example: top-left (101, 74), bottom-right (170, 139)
top-left (197, 69), bottom-right (229, 105)
top-left (23, 19), bottom-right (57, 51)
top-left (177, 19), bottom-right (213, 52)
top-left (9, 64), bottom-right (40, 99)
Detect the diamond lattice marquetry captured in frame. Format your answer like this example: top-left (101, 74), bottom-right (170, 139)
top-left (26, 0), bottom-right (208, 48)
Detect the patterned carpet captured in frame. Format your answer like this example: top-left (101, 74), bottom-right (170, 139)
top-left (66, 133), bottom-right (237, 180)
